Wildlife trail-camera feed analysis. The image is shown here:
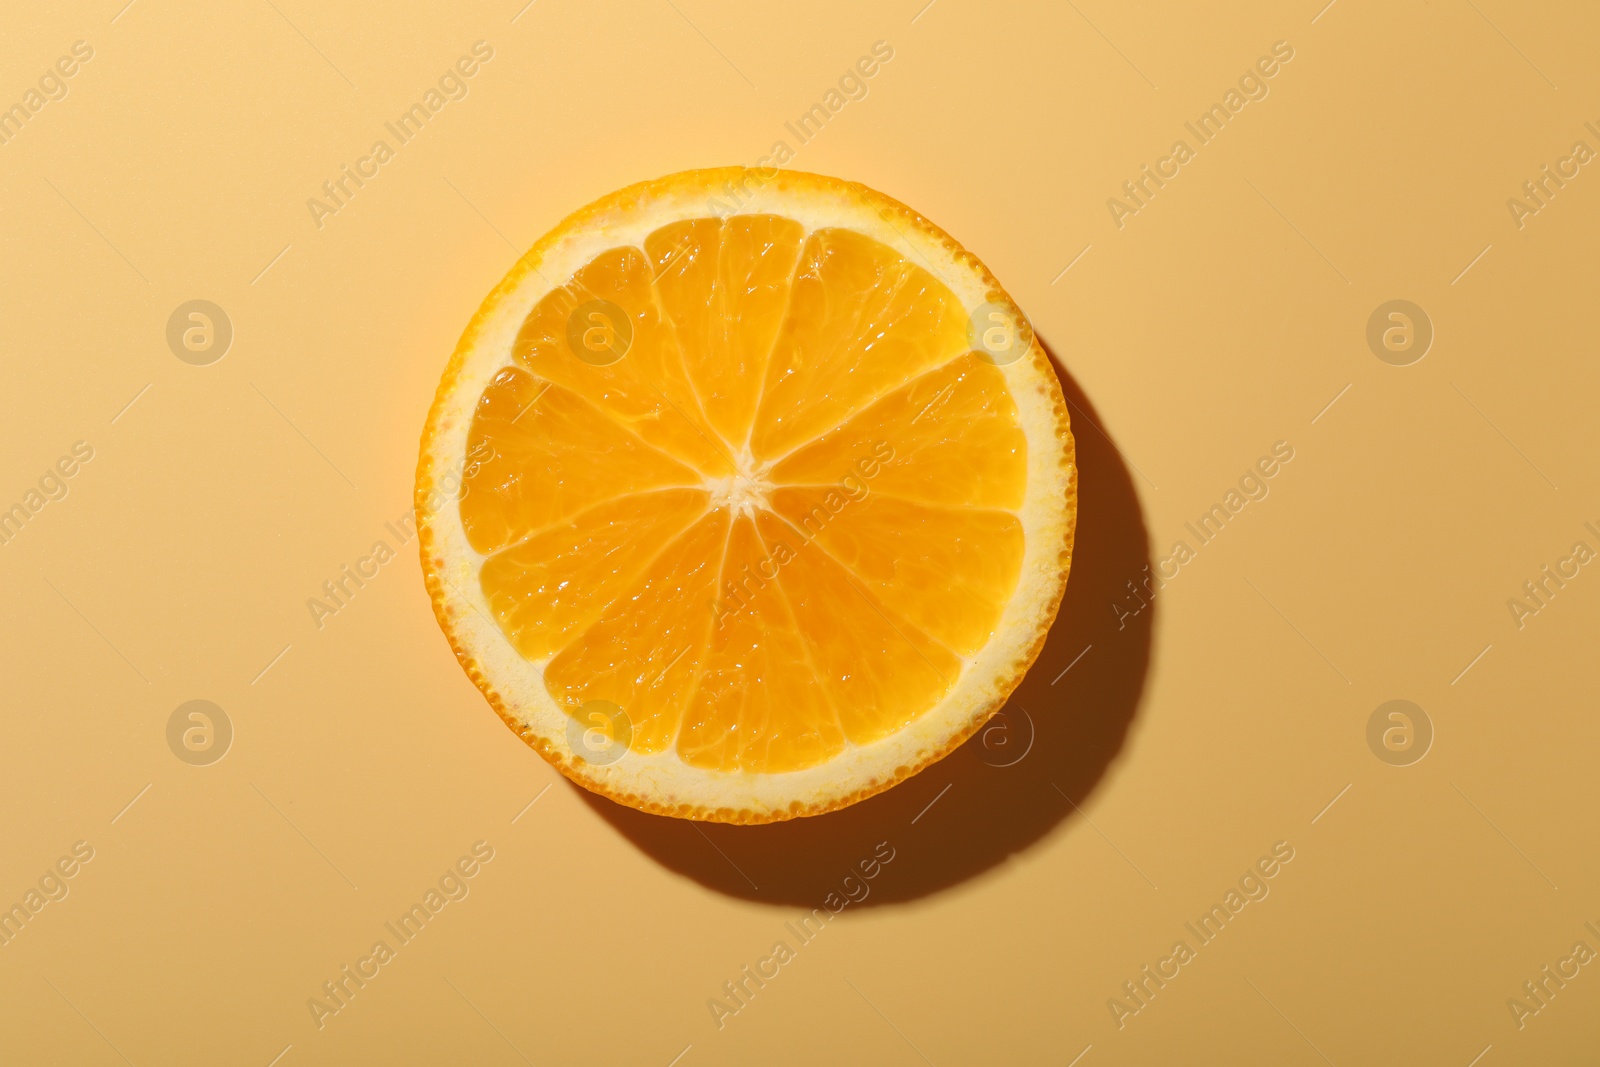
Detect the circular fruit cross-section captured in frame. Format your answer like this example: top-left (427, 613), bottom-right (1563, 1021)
top-left (418, 169), bottom-right (1075, 823)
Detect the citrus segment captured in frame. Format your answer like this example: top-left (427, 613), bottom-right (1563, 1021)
top-left (749, 228), bottom-right (971, 462)
top-left (511, 245), bottom-right (735, 476)
top-left (676, 514), bottom-right (843, 773)
top-left (478, 488), bottom-right (711, 661)
top-left (458, 367), bottom-right (700, 554)
top-left (751, 509), bottom-right (961, 746)
top-left (767, 488), bottom-right (1024, 657)
top-left (645, 215), bottom-right (805, 449)
top-left (542, 508), bottom-right (729, 754)
top-left (768, 352), bottom-right (1028, 510)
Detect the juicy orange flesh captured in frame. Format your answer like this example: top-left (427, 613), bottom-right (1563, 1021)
top-left (461, 217), bottom-right (1029, 773)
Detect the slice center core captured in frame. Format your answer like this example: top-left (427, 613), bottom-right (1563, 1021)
top-left (707, 462), bottom-right (774, 518)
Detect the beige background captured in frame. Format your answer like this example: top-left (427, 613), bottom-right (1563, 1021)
top-left (2, 0), bottom-right (1598, 1064)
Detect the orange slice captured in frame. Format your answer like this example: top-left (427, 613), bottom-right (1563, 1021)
top-left (418, 169), bottom-right (1075, 823)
